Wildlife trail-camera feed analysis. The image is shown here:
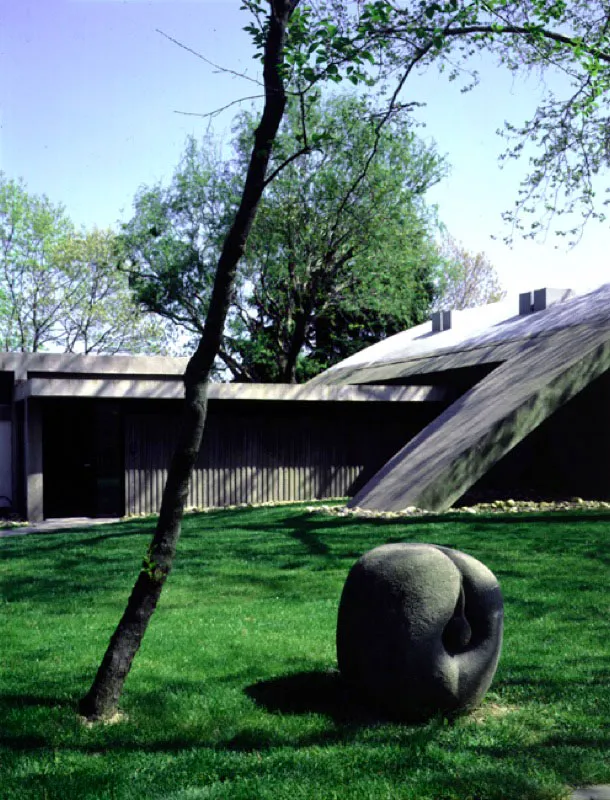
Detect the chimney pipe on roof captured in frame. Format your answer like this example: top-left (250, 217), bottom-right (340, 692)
top-left (431, 310), bottom-right (452, 332)
top-left (519, 288), bottom-right (573, 315)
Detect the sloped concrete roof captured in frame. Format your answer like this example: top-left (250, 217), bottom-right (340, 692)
top-left (332, 283), bottom-right (610, 512)
top-left (312, 284), bottom-right (610, 385)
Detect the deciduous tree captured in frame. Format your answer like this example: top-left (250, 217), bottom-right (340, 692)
top-left (79, 0), bottom-right (610, 720)
top-left (0, 174), bottom-right (73, 352)
top-left (55, 228), bottom-right (169, 355)
top-left (434, 233), bottom-right (505, 310)
top-left (229, 94), bottom-right (445, 381)
top-left (79, 0), bottom-right (304, 721)
top-left (122, 94), bottom-right (447, 382)
top-left (0, 174), bottom-right (169, 354)
top-left (324, 0), bottom-right (610, 240)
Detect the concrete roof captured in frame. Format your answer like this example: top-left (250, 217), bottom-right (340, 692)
top-left (0, 352), bottom-right (188, 380)
top-left (335, 281), bottom-right (610, 511)
top-left (349, 320), bottom-right (610, 511)
top-left (2, 352), bottom-right (448, 403)
top-left (311, 283), bottom-right (610, 384)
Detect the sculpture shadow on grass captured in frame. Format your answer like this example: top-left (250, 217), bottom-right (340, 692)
top-left (245, 669), bottom-right (390, 726)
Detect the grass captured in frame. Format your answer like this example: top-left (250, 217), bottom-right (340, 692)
top-left (1, 503), bottom-right (608, 800)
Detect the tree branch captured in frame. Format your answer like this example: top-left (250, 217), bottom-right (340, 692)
top-left (263, 145), bottom-right (312, 187)
top-left (156, 29), bottom-right (264, 85)
top-left (440, 24), bottom-right (610, 64)
top-left (174, 95), bottom-right (265, 120)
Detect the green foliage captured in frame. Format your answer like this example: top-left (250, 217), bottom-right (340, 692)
top-left (243, 0), bottom-right (379, 89)
top-left (54, 228), bottom-right (170, 355)
top-left (123, 95), bottom-right (446, 381)
top-left (1, 505), bottom-right (609, 798)
top-left (0, 173), bottom-right (169, 354)
top-left (232, 94), bottom-right (446, 382)
top-left (0, 174), bottom-right (73, 351)
top-left (254, 1), bottom-right (610, 241)
top-left (118, 137), bottom-right (236, 357)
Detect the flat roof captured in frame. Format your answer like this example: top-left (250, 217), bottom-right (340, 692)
top-left (0, 352), bottom-right (188, 380)
top-left (14, 379), bottom-right (447, 403)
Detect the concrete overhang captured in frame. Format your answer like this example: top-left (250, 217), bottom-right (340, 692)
top-left (13, 378), bottom-right (447, 403)
top-left (311, 339), bottom-right (520, 385)
top-left (0, 352), bottom-right (188, 382)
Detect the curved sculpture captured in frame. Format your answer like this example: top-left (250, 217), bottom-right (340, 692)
top-left (336, 543), bottom-right (503, 722)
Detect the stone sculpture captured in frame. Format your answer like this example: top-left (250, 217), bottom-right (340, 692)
top-left (336, 543), bottom-right (503, 722)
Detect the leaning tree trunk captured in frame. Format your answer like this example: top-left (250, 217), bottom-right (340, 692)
top-left (79, 0), bottom-right (299, 721)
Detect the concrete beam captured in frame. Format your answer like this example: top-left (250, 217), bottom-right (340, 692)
top-left (15, 378), bottom-right (448, 403)
top-left (349, 323), bottom-right (610, 512)
top-left (15, 378), bottom-right (185, 402)
top-left (0, 352), bottom-right (188, 381)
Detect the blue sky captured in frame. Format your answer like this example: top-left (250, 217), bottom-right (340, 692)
top-left (2, 0), bottom-right (609, 295)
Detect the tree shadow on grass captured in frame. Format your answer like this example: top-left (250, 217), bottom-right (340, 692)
top-left (0, 693), bottom-right (73, 710)
top-left (245, 669), bottom-right (391, 726)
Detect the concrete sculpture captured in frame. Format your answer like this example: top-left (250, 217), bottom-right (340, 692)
top-left (336, 543), bottom-right (503, 722)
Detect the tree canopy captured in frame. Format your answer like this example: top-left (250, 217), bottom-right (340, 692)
top-left (260, 0), bottom-right (610, 241)
top-left (0, 174), bottom-right (169, 354)
top-left (122, 94), bottom-right (447, 381)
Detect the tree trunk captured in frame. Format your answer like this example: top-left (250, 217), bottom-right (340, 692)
top-left (79, 0), bottom-right (299, 721)
top-left (282, 308), bottom-right (310, 383)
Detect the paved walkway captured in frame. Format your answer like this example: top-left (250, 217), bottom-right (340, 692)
top-left (0, 517), bottom-right (122, 538)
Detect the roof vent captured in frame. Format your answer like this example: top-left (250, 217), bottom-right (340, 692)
top-left (519, 288), bottom-right (573, 316)
top-left (431, 310), bottom-right (452, 333)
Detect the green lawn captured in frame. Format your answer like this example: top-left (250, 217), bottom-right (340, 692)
top-left (1, 504), bottom-right (608, 800)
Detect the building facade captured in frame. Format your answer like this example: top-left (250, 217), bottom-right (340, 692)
top-left (2, 284), bottom-right (609, 522)
top-left (0, 354), bottom-right (446, 521)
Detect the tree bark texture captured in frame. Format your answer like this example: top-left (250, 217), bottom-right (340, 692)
top-left (79, 0), bottom-right (299, 721)
top-left (282, 307), bottom-right (310, 383)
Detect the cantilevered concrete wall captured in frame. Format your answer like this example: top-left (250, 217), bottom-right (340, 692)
top-left (459, 367), bottom-right (610, 503)
top-left (348, 321), bottom-right (610, 512)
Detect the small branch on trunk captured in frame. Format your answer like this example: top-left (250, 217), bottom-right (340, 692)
top-left (156, 29), bottom-right (264, 85)
top-left (174, 96), bottom-right (265, 119)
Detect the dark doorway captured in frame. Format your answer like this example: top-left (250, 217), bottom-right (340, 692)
top-left (43, 401), bottom-right (124, 518)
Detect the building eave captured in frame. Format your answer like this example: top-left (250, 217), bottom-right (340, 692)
top-left (14, 378), bottom-right (447, 403)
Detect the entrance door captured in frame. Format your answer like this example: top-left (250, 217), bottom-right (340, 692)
top-left (42, 401), bottom-right (123, 518)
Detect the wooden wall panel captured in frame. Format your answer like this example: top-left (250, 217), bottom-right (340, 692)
top-left (124, 402), bottom-right (428, 516)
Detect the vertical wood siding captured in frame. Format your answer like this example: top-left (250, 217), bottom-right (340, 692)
top-left (124, 404), bottom-right (408, 516)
